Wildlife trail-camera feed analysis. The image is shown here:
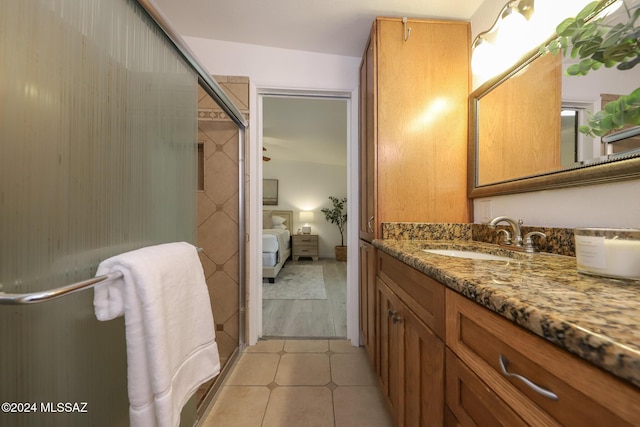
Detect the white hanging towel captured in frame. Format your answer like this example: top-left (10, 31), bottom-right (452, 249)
top-left (93, 242), bottom-right (220, 427)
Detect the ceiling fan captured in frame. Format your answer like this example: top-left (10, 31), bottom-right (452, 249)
top-left (263, 147), bottom-right (271, 162)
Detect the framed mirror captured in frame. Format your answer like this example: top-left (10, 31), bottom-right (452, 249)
top-left (469, 1), bottom-right (640, 198)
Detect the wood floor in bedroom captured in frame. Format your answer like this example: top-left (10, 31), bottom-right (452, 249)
top-left (262, 258), bottom-right (347, 338)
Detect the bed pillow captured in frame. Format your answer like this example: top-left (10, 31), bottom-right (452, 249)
top-left (271, 215), bottom-right (286, 226)
top-left (272, 224), bottom-right (287, 230)
top-left (263, 211), bottom-right (272, 229)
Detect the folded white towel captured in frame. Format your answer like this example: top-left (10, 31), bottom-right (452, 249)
top-left (94, 242), bottom-right (220, 427)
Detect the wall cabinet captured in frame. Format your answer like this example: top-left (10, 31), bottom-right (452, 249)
top-left (358, 33), bottom-right (375, 242)
top-left (358, 17), bottom-right (471, 243)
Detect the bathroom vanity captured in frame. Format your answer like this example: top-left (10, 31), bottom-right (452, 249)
top-left (367, 234), bottom-right (640, 426)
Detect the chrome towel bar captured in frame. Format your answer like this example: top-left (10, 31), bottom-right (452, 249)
top-left (0, 272), bottom-right (124, 305)
top-left (0, 247), bottom-right (204, 305)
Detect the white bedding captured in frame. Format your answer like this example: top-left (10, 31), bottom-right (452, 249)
top-left (262, 252), bottom-right (278, 268)
top-left (263, 229), bottom-right (290, 257)
top-left (262, 210), bottom-right (293, 282)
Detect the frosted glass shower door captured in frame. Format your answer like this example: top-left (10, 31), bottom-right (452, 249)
top-left (0, 0), bottom-right (198, 425)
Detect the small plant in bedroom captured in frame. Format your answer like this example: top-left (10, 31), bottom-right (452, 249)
top-left (321, 196), bottom-right (347, 262)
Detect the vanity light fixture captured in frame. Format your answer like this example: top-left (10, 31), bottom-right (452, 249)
top-left (472, 0), bottom-right (613, 79)
top-left (471, 0), bottom-right (535, 78)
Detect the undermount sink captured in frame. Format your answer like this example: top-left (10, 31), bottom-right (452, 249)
top-left (422, 249), bottom-right (513, 262)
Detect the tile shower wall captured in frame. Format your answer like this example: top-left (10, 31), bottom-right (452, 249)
top-left (196, 76), bottom-right (249, 402)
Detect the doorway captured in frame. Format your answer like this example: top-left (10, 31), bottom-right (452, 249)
top-left (259, 92), bottom-right (350, 338)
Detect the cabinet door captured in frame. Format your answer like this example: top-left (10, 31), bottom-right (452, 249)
top-left (359, 28), bottom-right (376, 242)
top-left (378, 277), bottom-right (445, 427)
top-left (359, 240), bottom-right (376, 367)
top-left (401, 304), bottom-right (445, 427)
top-left (376, 18), bottom-right (470, 224)
top-left (377, 278), bottom-right (401, 414)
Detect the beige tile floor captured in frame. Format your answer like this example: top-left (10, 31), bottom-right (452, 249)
top-left (200, 339), bottom-right (393, 427)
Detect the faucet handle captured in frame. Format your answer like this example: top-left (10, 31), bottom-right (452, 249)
top-left (496, 229), bottom-right (512, 245)
top-left (523, 231), bottom-right (546, 253)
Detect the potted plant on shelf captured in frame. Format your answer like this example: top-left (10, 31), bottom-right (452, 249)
top-left (321, 196), bottom-right (347, 261)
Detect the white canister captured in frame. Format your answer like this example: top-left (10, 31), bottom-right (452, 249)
top-left (575, 228), bottom-right (640, 281)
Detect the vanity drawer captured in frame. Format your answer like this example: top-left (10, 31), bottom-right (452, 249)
top-left (446, 289), bottom-right (640, 426)
top-left (445, 349), bottom-right (527, 427)
top-left (377, 251), bottom-right (444, 338)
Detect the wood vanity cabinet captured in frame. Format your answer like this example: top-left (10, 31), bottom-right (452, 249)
top-left (359, 240), bottom-right (376, 366)
top-left (374, 251), bottom-right (640, 427)
top-left (358, 17), bottom-right (471, 243)
top-left (446, 289), bottom-right (640, 427)
top-left (376, 251), bottom-right (445, 426)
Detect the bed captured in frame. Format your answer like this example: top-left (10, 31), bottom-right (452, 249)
top-left (262, 210), bottom-right (293, 283)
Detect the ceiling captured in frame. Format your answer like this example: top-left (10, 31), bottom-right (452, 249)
top-left (155, 0), bottom-right (485, 166)
top-left (153, 0), bottom-right (484, 57)
top-left (262, 96), bottom-right (348, 166)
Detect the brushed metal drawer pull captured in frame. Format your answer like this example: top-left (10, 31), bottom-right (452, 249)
top-left (499, 354), bottom-right (558, 401)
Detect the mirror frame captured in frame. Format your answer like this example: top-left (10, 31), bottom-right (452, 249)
top-left (468, 51), bottom-right (640, 198)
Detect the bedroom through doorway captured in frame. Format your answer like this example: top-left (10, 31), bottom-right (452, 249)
top-left (260, 94), bottom-right (349, 338)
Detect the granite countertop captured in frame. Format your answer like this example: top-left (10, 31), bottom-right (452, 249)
top-left (373, 238), bottom-right (640, 389)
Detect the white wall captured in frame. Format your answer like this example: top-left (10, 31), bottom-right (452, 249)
top-left (470, 1), bottom-right (640, 229)
top-left (264, 158), bottom-right (348, 258)
top-left (184, 36), bottom-right (361, 345)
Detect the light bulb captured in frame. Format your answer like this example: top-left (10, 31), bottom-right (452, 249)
top-left (471, 39), bottom-right (497, 76)
top-left (497, 9), bottom-right (530, 69)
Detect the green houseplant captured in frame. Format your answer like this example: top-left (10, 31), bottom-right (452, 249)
top-left (540, 0), bottom-right (640, 137)
top-left (321, 196), bottom-right (347, 261)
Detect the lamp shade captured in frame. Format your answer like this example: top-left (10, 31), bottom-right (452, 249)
top-left (299, 211), bottom-right (314, 224)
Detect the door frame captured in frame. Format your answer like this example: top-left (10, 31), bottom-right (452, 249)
top-left (248, 85), bottom-right (359, 345)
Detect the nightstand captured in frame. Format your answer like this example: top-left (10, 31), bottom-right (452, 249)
top-left (292, 234), bottom-right (319, 261)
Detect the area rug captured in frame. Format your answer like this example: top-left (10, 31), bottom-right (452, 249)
top-left (263, 265), bottom-right (327, 300)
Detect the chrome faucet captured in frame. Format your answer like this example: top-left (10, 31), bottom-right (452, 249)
top-left (487, 216), bottom-right (523, 247)
top-left (523, 231), bottom-right (546, 253)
